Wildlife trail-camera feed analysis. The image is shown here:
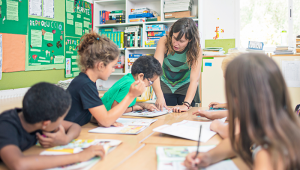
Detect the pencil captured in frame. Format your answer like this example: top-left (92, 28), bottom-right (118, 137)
top-left (194, 124), bottom-right (202, 159)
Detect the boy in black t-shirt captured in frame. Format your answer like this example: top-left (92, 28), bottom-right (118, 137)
top-left (0, 83), bottom-right (105, 170)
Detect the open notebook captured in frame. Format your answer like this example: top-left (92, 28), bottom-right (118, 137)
top-left (40, 139), bottom-right (122, 170)
top-left (123, 108), bottom-right (172, 118)
top-left (88, 118), bottom-right (157, 135)
top-left (153, 118), bottom-right (226, 142)
top-left (156, 145), bottom-right (238, 170)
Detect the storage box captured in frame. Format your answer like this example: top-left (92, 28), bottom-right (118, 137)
top-left (164, 11), bottom-right (192, 19)
top-left (129, 18), bottom-right (146, 23)
top-left (145, 24), bottom-right (168, 31)
top-left (131, 8), bottom-right (150, 14)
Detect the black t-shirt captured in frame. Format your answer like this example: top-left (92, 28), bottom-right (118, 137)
top-left (0, 108), bottom-right (41, 156)
top-left (65, 72), bottom-right (103, 126)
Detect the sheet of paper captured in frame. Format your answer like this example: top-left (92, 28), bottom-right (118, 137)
top-left (89, 125), bottom-right (147, 134)
top-left (67, 19), bottom-right (73, 25)
top-left (84, 21), bottom-right (90, 28)
top-left (66, 0), bottom-right (74, 13)
top-left (7, 0), bottom-right (18, 21)
top-left (29, 0), bottom-right (42, 16)
top-left (123, 108), bottom-right (172, 117)
top-left (54, 55), bottom-right (64, 64)
top-left (43, 32), bottom-right (53, 41)
top-left (156, 146), bottom-right (239, 170)
top-left (43, 0), bottom-right (54, 18)
top-left (67, 13), bottom-right (74, 20)
top-left (0, 34), bottom-right (2, 80)
top-left (282, 60), bottom-right (300, 87)
top-left (75, 22), bottom-right (82, 35)
top-left (116, 118), bottom-right (157, 126)
top-left (31, 30), bottom-right (42, 47)
top-left (0, 0), bottom-right (2, 6)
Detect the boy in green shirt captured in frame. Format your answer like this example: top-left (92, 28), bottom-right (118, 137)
top-left (102, 55), bottom-right (163, 113)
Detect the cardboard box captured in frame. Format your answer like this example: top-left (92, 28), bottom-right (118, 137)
top-left (164, 11), bottom-right (192, 19)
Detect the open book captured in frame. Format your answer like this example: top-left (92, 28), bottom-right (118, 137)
top-left (153, 118), bottom-right (226, 142)
top-left (157, 145), bottom-right (239, 170)
top-left (88, 118), bottom-right (158, 135)
top-left (123, 108), bottom-right (172, 118)
top-left (40, 139), bottom-right (122, 170)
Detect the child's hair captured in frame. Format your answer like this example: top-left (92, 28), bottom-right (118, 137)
top-left (131, 55), bottom-right (162, 79)
top-left (23, 82), bottom-right (72, 124)
top-left (225, 53), bottom-right (300, 169)
top-left (221, 52), bottom-right (242, 74)
top-left (165, 18), bottom-right (200, 67)
top-left (77, 31), bottom-right (119, 72)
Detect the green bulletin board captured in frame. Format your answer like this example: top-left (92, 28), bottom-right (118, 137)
top-left (65, 37), bottom-right (80, 78)
top-left (65, 0), bottom-right (92, 37)
top-left (0, 0), bottom-right (28, 35)
top-left (27, 18), bottom-right (65, 70)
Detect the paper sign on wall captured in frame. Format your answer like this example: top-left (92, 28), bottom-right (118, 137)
top-left (65, 37), bottom-right (80, 78)
top-left (282, 60), bottom-right (300, 87)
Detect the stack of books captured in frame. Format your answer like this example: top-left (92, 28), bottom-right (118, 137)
top-left (99, 10), bottom-right (125, 24)
top-left (128, 7), bottom-right (155, 23)
top-left (273, 46), bottom-right (294, 55)
top-left (202, 47), bottom-right (225, 56)
top-left (128, 54), bottom-right (153, 72)
top-left (164, 0), bottom-right (194, 19)
top-left (145, 24), bottom-right (168, 47)
top-left (124, 26), bottom-right (143, 48)
top-left (98, 28), bottom-right (124, 48)
top-left (296, 35), bottom-right (300, 54)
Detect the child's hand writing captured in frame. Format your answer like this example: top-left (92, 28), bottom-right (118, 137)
top-left (129, 81), bottom-right (146, 98)
top-left (143, 104), bottom-right (159, 111)
top-left (183, 151), bottom-right (211, 170)
top-left (36, 125), bottom-right (68, 148)
top-left (78, 145), bottom-right (105, 162)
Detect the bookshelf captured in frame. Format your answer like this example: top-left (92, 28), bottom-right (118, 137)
top-left (93, 0), bottom-right (203, 78)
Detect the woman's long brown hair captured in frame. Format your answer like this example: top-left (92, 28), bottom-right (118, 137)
top-left (225, 53), bottom-right (300, 169)
top-left (165, 18), bottom-right (200, 67)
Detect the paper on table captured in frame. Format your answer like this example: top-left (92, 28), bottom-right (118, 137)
top-left (29, 0), bottom-right (42, 16)
top-left (54, 55), bottom-right (64, 64)
top-left (123, 108), bottom-right (172, 118)
top-left (282, 60), bottom-right (300, 87)
top-left (156, 146), bottom-right (239, 170)
top-left (43, 0), bottom-right (54, 18)
top-left (116, 118), bottom-right (157, 126)
top-left (7, 0), bottom-right (18, 21)
top-left (66, 0), bottom-right (74, 13)
top-left (31, 30), bottom-right (42, 47)
top-left (44, 32), bottom-right (53, 41)
top-left (89, 125), bottom-right (147, 134)
top-left (153, 118), bottom-right (226, 142)
top-left (75, 22), bottom-right (82, 35)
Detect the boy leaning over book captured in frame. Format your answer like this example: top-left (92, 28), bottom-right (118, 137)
top-left (0, 82), bottom-right (105, 170)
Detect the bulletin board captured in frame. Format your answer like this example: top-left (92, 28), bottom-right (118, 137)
top-left (26, 18), bottom-right (65, 70)
top-left (65, 0), bottom-right (92, 37)
top-left (0, 0), bottom-right (28, 35)
top-left (65, 37), bottom-right (80, 78)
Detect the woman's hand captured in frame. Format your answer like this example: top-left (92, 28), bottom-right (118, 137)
top-left (172, 105), bottom-right (189, 113)
top-left (155, 97), bottom-right (169, 111)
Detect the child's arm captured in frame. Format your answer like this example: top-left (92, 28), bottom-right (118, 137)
top-left (136, 103), bottom-right (159, 111)
top-left (193, 110), bottom-right (228, 120)
top-left (183, 138), bottom-right (236, 170)
top-left (111, 101), bottom-right (143, 113)
top-left (37, 121), bottom-right (81, 148)
top-left (210, 120), bottom-right (229, 138)
top-left (0, 144), bottom-right (104, 170)
top-left (89, 81), bottom-right (146, 127)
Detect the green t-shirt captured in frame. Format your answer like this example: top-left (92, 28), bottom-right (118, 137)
top-left (101, 73), bottom-right (136, 111)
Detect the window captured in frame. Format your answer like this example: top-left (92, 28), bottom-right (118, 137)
top-left (239, 0), bottom-right (299, 49)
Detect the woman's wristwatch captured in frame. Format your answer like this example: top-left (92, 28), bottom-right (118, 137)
top-left (182, 101), bottom-right (191, 109)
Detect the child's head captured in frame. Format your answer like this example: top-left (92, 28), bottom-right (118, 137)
top-left (225, 53), bottom-right (300, 168)
top-left (77, 31), bottom-right (120, 80)
top-left (166, 18), bottom-right (200, 66)
top-left (131, 55), bottom-right (162, 87)
top-left (221, 52), bottom-right (242, 77)
top-left (23, 82), bottom-right (71, 132)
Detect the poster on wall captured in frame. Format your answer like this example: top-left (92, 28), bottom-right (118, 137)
top-left (65, 37), bottom-right (80, 78)
top-left (27, 18), bottom-right (64, 71)
top-left (43, 0), bottom-right (54, 18)
top-left (0, 0), bottom-right (28, 35)
top-left (65, 0), bottom-right (92, 37)
top-left (29, 0), bottom-right (42, 17)
top-left (0, 34), bottom-right (2, 80)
